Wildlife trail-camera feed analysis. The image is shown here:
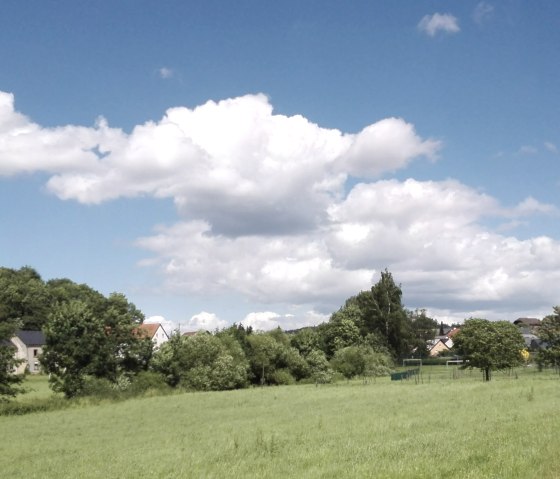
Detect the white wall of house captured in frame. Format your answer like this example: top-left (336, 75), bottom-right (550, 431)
top-left (151, 325), bottom-right (169, 349)
top-left (10, 336), bottom-right (43, 374)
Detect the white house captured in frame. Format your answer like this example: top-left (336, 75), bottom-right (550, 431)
top-left (10, 330), bottom-right (45, 374)
top-left (137, 323), bottom-right (169, 349)
top-left (427, 338), bottom-right (451, 357)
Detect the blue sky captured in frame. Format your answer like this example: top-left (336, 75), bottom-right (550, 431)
top-left (1, 1), bottom-right (559, 331)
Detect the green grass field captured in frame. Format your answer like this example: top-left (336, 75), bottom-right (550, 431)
top-left (1, 368), bottom-right (559, 478)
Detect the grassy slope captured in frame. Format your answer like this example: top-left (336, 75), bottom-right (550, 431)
top-left (1, 369), bottom-right (559, 479)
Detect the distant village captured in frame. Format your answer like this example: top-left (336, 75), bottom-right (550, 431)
top-left (9, 317), bottom-right (544, 376)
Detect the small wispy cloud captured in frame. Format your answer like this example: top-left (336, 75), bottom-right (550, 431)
top-left (473, 2), bottom-right (494, 25)
top-left (418, 13), bottom-right (460, 37)
top-left (544, 141), bottom-right (558, 154)
top-left (513, 197), bottom-right (558, 216)
top-left (158, 67), bottom-right (174, 79)
top-left (517, 145), bottom-right (538, 156)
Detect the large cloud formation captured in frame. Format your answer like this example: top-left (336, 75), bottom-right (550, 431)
top-left (1, 90), bottom-right (558, 325)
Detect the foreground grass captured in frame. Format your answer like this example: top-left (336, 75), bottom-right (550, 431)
top-left (1, 370), bottom-right (559, 478)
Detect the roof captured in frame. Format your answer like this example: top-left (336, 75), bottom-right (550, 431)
top-left (427, 338), bottom-right (450, 350)
top-left (514, 318), bottom-right (541, 327)
top-left (137, 323), bottom-right (165, 339)
top-left (447, 327), bottom-right (461, 338)
top-left (15, 330), bottom-right (45, 346)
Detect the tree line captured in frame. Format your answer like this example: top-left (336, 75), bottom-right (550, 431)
top-left (1, 266), bottom-right (559, 399)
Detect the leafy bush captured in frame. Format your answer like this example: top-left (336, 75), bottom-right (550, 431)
top-left (126, 371), bottom-right (171, 396)
top-left (269, 369), bottom-right (295, 385)
top-left (0, 397), bottom-right (70, 416)
top-left (79, 377), bottom-right (120, 399)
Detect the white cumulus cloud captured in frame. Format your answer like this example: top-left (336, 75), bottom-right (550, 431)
top-left (187, 311), bottom-right (228, 331)
top-left (1, 90), bottom-right (559, 327)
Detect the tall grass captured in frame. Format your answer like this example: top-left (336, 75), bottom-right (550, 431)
top-left (1, 368), bottom-right (558, 478)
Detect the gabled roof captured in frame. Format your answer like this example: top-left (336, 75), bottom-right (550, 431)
top-left (138, 323), bottom-right (161, 339)
top-left (137, 323), bottom-right (167, 339)
top-left (15, 330), bottom-right (45, 346)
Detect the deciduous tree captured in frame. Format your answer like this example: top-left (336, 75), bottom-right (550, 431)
top-left (453, 318), bottom-right (525, 381)
top-left (0, 316), bottom-right (24, 399)
top-left (536, 306), bottom-right (560, 371)
top-left (355, 270), bottom-right (414, 357)
top-left (41, 294), bottom-right (152, 398)
top-left (0, 266), bottom-right (51, 330)
top-left (41, 300), bottom-right (105, 397)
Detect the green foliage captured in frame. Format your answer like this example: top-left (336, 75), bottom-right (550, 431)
top-left (269, 368), bottom-right (296, 385)
top-left (305, 349), bottom-right (333, 384)
top-left (41, 300), bottom-right (103, 397)
top-left (454, 318), bottom-right (525, 381)
top-left (41, 295), bottom-right (153, 398)
top-left (359, 269), bottom-right (414, 357)
top-left (0, 266), bottom-right (51, 330)
top-left (216, 323), bottom-right (253, 355)
top-left (0, 396), bottom-right (71, 416)
top-left (152, 332), bottom-right (249, 391)
top-left (330, 345), bottom-right (392, 380)
top-left (150, 331), bottom-right (184, 387)
top-left (46, 278), bottom-right (107, 319)
top-left (0, 314), bottom-right (24, 399)
top-left (0, 267), bottom-right (153, 399)
top-left (126, 371), bottom-right (171, 396)
top-left (321, 270), bottom-right (416, 358)
top-left (0, 344), bottom-right (24, 399)
top-left (536, 306), bottom-right (560, 369)
top-left (289, 328), bottom-right (320, 357)
top-left (247, 333), bottom-right (280, 384)
top-left (245, 331), bottom-right (311, 385)
top-left (319, 313), bottom-right (361, 358)
top-left (409, 309), bottom-right (438, 357)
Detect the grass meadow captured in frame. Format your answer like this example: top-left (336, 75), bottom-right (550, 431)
top-left (1, 367), bottom-right (559, 478)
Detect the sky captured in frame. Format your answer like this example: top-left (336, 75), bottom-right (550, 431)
top-left (1, 1), bottom-right (559, 333)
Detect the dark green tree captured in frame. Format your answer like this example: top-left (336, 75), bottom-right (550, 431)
top-left (0, 315), bottom-right (24, 399)
top-left (0, 266), bottom-right (51, 330)
top-left (41, 300), bottom-right (106, 397)
top-left (536, 306), bottom-right (560, 371)
top-left (46, 278), bottom-right (107, 319)
top-left (453, 318), bottom-right (525, 381)
top-left (409, 309), bottom-right (438, 357)
top-left (290, 327), bottom-right (320, 357)
top-left (305, 349), bottom-right (333, 384)
top-left (41, 294), bottom-right (152, 398)
top-left (246, 333), bottom-right (281, 385)
top-left (150, 331), bottom-right (185, 387)
top-left (355, 270), bottom-right (414, 357)
top-left (93, 293), bottom-right (151, 381)
top-left (319, 314), bottom-right (361, 358)
top-left (244, 330), bottom-right (310, 385)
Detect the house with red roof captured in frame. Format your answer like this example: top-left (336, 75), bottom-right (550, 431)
top-left (137, 323), bottom-right (169, 349)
